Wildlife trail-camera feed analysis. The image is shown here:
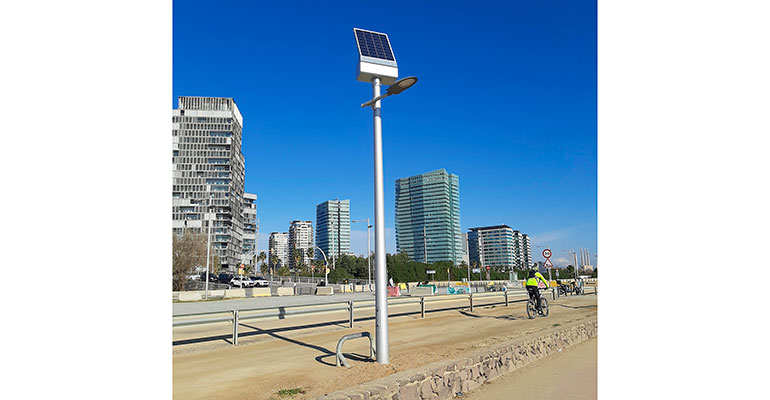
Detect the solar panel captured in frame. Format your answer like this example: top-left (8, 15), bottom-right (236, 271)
top-left (355, 29), bottom-right (395, 61)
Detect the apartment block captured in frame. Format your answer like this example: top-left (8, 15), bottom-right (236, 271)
top-left (172, 96), bottom-right (246, 271)
top-left (288, 220), bottom-right (313, 268)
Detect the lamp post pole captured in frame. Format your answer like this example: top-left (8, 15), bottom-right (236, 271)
top-left (361, 74), bottom-right (418, 364)
top-left (204, 199), bottom-right (213, 300)
top-left (371, 77), bottom-right (389, 364)
top-left (315, 246), bottom-right (329, 285)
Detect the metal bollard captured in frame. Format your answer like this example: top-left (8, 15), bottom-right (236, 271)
top-left (232, 310), bottom-right (239, 346)
top-left (552, 288), bottom-right (556, 300)
top-left (505, 291), bottom-right (509, 307)
top-left (348, 300), bottom-right (354, 328)
top-left (420, 296), bottom-right (425, 318)
top-left (469, 293), bottom-right (474, 312)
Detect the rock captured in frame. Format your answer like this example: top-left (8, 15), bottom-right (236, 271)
top-left (400, 383), bottom-right (419, 400)
top-left (462, 380), bottom-right (479, 392)
top-left (419, 380), bottom-right (433, 399)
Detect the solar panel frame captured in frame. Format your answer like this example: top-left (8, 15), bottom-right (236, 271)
top-left (354, 28), bottom-right (397, 64)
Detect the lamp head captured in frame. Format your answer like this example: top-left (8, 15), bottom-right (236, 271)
top-left (386, 76), bottom-right (418, 95)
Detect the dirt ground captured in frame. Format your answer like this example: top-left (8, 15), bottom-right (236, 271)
top-left (461, 337), bottom-right (597, 400)
top-left (173, 293), bottom-right (597, 400)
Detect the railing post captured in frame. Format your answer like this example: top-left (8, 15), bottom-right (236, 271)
top-left (420, 296), bottom-right (425, 318)
top-left (348, 301), bottom-right (354, 328)
top-left (469, 293), bottom-right (473, 312)
top-left (552, 288), bottom-right (556, 300)
top-left (505, 291), bottom-right (509, 307)
top-left (232, 310), bottom-right (239, 346)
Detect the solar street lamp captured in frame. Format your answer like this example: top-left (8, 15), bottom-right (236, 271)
top-left (354, 28), bottom-right (418, 364)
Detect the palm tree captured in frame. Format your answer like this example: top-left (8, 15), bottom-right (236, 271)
top-left (257, 251), bottom-right (267, 275)
top-left (306, 247), bottom-right (315, 279)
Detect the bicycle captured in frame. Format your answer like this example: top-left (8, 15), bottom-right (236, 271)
top-left (526, 288), bottom-right (549, 319)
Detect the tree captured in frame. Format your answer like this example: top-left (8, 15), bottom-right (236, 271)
top-left (257, 251), bottom-right (267, 274)
top-left (268, 253), bottom-right (279, 275)
top-left (211, 255), bottom-right (221, 275)
top-left (292, 249), bottom-right (302, 271)
top-left (172, 232), bottom-right (207, 291)
top-left (306, 247), bottom-right (315, 275)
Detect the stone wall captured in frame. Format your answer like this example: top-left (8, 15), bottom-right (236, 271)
top-left (318, 320), bottom-right (597, 400)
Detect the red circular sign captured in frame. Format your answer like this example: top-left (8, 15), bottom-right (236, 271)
top-left (485, 266), bottom-right (491, 271)
top-left (543, 249), bottom-right (552, 258)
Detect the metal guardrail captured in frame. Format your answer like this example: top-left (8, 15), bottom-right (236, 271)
top-left (175, 291), bottom-right (518, 345)
top-left (172, 288), bottom-right (597, 346)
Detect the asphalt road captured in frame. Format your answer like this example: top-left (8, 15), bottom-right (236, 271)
top-left (173, 288), bottom-right (532, 315)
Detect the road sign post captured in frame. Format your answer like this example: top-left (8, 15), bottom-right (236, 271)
top-left (543, 249), bottom-right (553, 282)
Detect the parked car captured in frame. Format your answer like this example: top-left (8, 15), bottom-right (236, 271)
top-left (199, 272), bottom-right (216, 282)
top-left (218, 273), bottom-right (234, 284)
top-left (249, 276), bottom-right (270, 287)
top-left (230, 275), bottom-right (255, 288)
top-left (187, 274), bottom-right (201, 281)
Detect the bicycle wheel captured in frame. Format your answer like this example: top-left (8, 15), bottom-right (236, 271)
top-left (526, 299), bottom-right (537, 319)
top-left (540, 297), bottom-right (549, 317)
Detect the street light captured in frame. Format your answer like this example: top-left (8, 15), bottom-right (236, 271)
top-left (352, 218), bottom-right (372, 288)
top-left (360, 76), bottom-right (419, 108)
top-left (315, 246), bottom-right (329, 285)
top-left (355, 28), bottom-right (417, 364)
top-left (204, 197), bottom-right (215, 300)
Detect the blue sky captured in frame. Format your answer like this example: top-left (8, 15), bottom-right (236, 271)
top-left (173, 0), bottom-right (597, 268)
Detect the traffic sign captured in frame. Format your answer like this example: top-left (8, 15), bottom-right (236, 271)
top-left (544, 259), bottom-right (553, 269)
top-left (486, 266), bottom-right (491, 271)
top-left (542, 249), bottom-right (552, 259)
top-left (426, 269), bottom-right (436, 274)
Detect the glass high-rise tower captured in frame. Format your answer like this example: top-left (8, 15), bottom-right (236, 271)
top-left (315, 199), bottom-right (350, 261)
top-left (395, 169), bottom-right (462, 264)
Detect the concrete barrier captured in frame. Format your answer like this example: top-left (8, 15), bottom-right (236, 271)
top-left (315, 286), bottom-right (334, 295)
top-left (224, 288), bottom-right (246, 298)
top-left (209, 290), bottom-right (225, 298)
top-left (409, 286), bottom-right (434, 296)
top-left (276, 287), bottom-right (295, 296)
top-left (178, 291), bottom-right (202, 301)
top-left (251, 287), bottom-right (271, 297)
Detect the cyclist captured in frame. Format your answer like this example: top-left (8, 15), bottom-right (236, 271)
top-left (525, 264), bottom-right (549, 312)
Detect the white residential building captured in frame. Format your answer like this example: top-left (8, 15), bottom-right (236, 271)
top-left (269, 232), bottom-right (289, 268)
top-left (242, 193), bottom-right (257, 267)
top-left (172, 96), bottom-right (247, 271)
top-left (288, 220), bottom-right (313, 268)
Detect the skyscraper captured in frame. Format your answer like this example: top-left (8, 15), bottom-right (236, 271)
top-left (468, 226), bottom-right (532, 271)
top-left (315, 199), bottom-right (350, 261)
top-left (288, 220), bottom-right (313, 268)
top-left (395, 169), bottom-right (462, 264)
top-left (172, 96), bottom-right (246, 271)
top-left (242, 193), bottom-right (257, 266)
top-left (269, 232), bottom-right (289, 268)
top-left (514, 232), bottom-right (532, 269)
